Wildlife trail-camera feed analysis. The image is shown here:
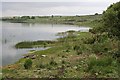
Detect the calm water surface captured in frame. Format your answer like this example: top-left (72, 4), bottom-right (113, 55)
top-left (1, 22), bottom-right (90, 66)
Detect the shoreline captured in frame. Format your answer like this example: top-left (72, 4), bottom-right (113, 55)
top-left (2, 15), bottom-right (98, 68)
top-left (2, 14), bottom-right (102, 28)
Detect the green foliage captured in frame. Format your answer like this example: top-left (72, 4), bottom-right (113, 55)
top-left (24, 59), bottom-right (32, 69)
top-left (89, 26), bottom-right (105, 34)
top-left (83, 33), bottom-right (109, 44)
top-left (102, 1), bottom-right (120, 39)
top-left (95, 33), bottom-right (108, 43)
top-left (92, 42), bottom-right (109, 54)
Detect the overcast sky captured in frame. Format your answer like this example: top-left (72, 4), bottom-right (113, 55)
top-left (1, 0), bottom-right (120, 17)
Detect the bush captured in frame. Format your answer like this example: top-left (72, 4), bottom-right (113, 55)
top-left (102, 2), bottom-right (120, 39)
top-left (83, 37), bottom-right (95, 44)
top-left (95, 13), bottom-right (99, 15)
top-left (31, 16), bottom-right (35, 19)
top-left (24, 59), bottom-right (32, 69)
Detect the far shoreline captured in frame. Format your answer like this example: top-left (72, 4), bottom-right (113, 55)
top-left (1, 14), bottom-right (102, 28)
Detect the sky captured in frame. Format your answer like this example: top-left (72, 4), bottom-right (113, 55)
top-left (1, 0), bottom-right (120, 17)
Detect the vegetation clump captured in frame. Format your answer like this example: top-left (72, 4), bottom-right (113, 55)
top-left (15, 40), bottom-right (56, 48)
top-left (102, 2), bottom-right (120, 38)
top-left (87, 56), bottom-right (118, 77)
top-left (24, 59), bottom-right (32, 69)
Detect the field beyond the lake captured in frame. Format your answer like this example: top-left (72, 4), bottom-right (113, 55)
top-left (2, 14), bottom-right (102, 27)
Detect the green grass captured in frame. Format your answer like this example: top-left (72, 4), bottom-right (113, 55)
top-left (15, 40), bottom-right (57, 48)
top-left (86, 55), bottom-right (118, 77)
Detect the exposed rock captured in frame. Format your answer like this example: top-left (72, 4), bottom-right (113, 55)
top-left (41, 55), bottom-right (46, 57)
top-left (24, 54), bottom-right (37, 59)
top-left (31, 55), bottom-right (36, 59)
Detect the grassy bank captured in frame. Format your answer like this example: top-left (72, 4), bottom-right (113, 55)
top-left (15, 40), bottom-right (57, 48)
top-left (2, 31), bottom-right (119, 78)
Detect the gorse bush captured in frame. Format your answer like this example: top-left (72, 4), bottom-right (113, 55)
top-left (24, 59), bottom-right (32, 69)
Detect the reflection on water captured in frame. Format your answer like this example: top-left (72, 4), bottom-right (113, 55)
top-left (2, 22), bottom-right (90, 66)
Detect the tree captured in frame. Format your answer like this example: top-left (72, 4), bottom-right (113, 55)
top-left (21, 16), bottom-right (30, 20)
top-left (102, 2), bottom-right (120, 39)
top-left (51, 15), bottom-right (54, 18)
top-left (95, 13), bottom-right (98, 15)
top-left (31, 16), bottom-right (35, 19)
top-left (102, 3), bottom-right (120, 76)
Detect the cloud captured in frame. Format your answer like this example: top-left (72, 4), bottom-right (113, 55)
top-left (2, 1), bottom-right (119, 16)
top-left (1, 0), bottom-right (120, 3)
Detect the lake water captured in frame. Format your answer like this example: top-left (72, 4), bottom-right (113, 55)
top-left (1, 22), bottom-right (90, 66)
